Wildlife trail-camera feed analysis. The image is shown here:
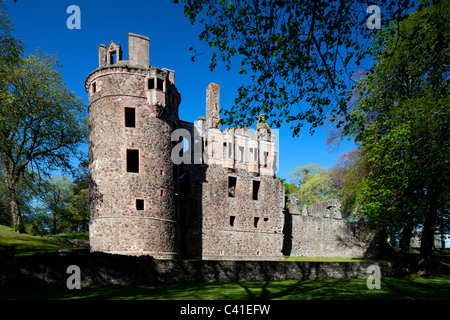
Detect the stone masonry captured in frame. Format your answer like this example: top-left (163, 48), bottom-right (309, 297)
top-left (87, 33), bottom-right (379, 260)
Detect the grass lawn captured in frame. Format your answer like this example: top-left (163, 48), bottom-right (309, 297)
top-left (2, 277), bottom-right (450, 300)
top-left (45, 232), bottom-right (89, 241)
top-left (1, 224), bottom-right (449, 301)
top-left (0, 224), bottom-right (74, 256)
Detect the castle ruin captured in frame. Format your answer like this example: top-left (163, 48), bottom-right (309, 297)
top-left (86, 33), bottom-right (377, 260)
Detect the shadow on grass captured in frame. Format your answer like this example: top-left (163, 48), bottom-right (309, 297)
top-left (3, 277), bottom-right (450, 300)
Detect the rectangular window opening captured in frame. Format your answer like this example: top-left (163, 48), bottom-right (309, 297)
top-left (263, 217), bottom-right (269, 222)
top-left (254, 217), bottom-right (260, 228)
top-left (223, 142), bottom-right (228, 158)
top-left (126, 149), bottom-right (139, 173)
top-left (239, 146), bottom-right (244, 163)
top-left (179, 171), bottom-right (190, 194)
top-left (252, 180), bottom-right (261, 200)
top-left (125, 107), bottom-right (136, 128)
top-left (160, 189), bottom-right (164, 197)
top-left (157, 78), bottom-right (164, 91)
top-left (92, 82), bottom-right (96, 93)
top-left (136, 199), bottom-right (144, 211)
top-left (228, 176), bottom-right (237, 198)
top-left (229, 215), bottom-right (236, 227)
top-left (263, 152), bottom-right (269, 168)
top-left (110, 52), bottom-right (116, 64)
top-left (148, 78), bottom-right (155, 90)
top-left (327, 206), bottom-right (333, 217)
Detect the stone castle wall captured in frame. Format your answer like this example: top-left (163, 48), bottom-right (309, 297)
top-left (87, 34), bottom-right (182, 259)
top-left (182, 164), bottom-right (285, 260)
top-left (283, 196), bottom-right (377, 258)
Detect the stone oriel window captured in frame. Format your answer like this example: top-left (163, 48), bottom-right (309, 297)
top-left (125, 107), bottom-right (136, 128)
top-left (252, 180), bottom-right (261, 200)
top-left (136, 199), bottom-right (144, 210)
top-left (228, 176), bottom-right (237, 198)
top-left (126, 149), bottom-right (139, 173)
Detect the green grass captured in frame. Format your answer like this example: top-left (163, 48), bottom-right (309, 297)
top-left (44, 232), bottom-right (89, 241)
top-left (0, 224), bottom-right (73, 256)
top-left (2, 277), bottom-right (450, 300)
top-left (1, 223), bottom-right (449, 300)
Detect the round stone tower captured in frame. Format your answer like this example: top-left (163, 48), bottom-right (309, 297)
top-left (86, 33), bottom-right (181, 258)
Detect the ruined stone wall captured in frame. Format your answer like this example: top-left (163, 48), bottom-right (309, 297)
top-left (180, 163), bottom-right (285, 260)
top-left (284, 196), bottom-right (376, 258)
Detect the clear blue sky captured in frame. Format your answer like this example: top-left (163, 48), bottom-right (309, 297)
top-left (6, 0), bottom-right (357, 181)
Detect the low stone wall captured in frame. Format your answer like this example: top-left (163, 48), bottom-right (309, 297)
top-left (288, 215), bottom-right (377, 258)
top-left (0, 250), bottom-right (407, 287)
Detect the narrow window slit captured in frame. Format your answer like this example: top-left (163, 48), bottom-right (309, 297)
top-left (228, 176), bottom-right (237, 198)
top-left (125, 107), bottom-right (136, 128)
top-left (252, 180), bottom-right (260, 200)
top-left (229, 215), bottom-right (236, 227)
top-left (126, 149), bottom-right (139, 173)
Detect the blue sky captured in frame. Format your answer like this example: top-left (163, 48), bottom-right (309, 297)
top-left (6, 0), bottom-right (357, 181)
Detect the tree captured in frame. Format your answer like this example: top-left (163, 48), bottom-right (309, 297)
top-left (28, 168), bottom-right (89, 235)
top-left (66, 160), bottom-right (89, 232)
top-left (39, 176), bottom-right (74, 235)
top-left (174, 0), bottom-right (416, 136)
top-left (0, 1), bottom-right (22, 69)
top-left (288, 164), bottom-right (339, 210)
top-left (343, 1), bottom-right (449, 264)
top-left (327, 149), bottom-right (370, 219)
top-left (0, 39), bottom-right (87, 232)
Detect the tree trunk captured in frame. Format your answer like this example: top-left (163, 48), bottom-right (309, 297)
top-left (438, 210), bottom-right (446, 252)
top-left (52, 212), bottom-right (57, 235)
top-left (399, 224), bottom-right (413, 259)
top-left (5, 174), bottom-right (26, 233)
top-left (420, 197), bottom-right (438, 267)
top-left (440, 223), bottom-right (446, 252)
